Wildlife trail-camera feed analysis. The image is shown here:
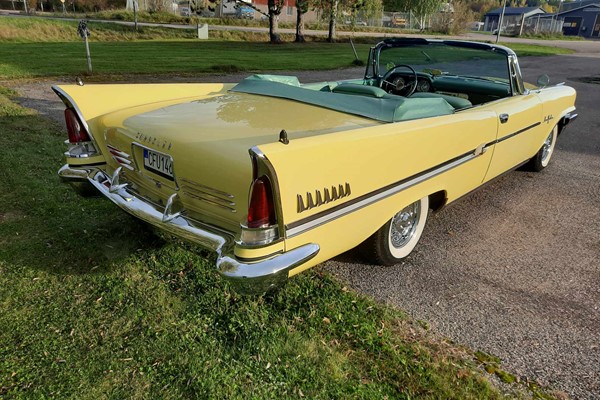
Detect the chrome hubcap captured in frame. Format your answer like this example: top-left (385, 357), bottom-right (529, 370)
top-left (390, 201), bottom-right (421, 248)
top-left (541, 131), bottom-right (554, 162)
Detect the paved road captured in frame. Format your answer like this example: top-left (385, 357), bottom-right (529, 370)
top-left (8, 40), bottom-right (599, 399)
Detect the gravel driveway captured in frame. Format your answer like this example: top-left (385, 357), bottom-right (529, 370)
top-left (7, 47), bottom-right (599, 400)
top-left (327, 55), bottom-right (600, 399)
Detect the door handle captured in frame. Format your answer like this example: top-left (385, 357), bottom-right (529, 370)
top-left (499, 113), bottom-right (509, 124)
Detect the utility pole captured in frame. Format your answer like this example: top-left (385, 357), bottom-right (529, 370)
top-left (556, 0), bottom-right (563, 34)
top-left (133, 0), bottom-right (138, 32)
top-left (495, 0), bottom-right (507, 43)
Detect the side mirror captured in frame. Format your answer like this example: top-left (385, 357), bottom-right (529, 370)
top-left (537, 74), bottom-right (550, 88)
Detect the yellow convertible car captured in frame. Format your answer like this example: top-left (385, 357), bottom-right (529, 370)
top-left (54, 38), bottom-right (577, 294)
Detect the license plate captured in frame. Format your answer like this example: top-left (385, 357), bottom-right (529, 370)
top-left (143, 148), bottom-right (174, 180)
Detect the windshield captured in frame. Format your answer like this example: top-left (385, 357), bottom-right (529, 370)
top-left (376, 43), bottom-right (510, 83)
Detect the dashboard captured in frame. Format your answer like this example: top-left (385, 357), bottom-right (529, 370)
top-left (381, 72), bottom-right (433, 95)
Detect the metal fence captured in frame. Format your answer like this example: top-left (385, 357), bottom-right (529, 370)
top-left (381, 11), bottom-right (416, 29)
top-left (491, 14), bottom-right (563, 36)
top-left (523, 15), bottom-right (563, 34)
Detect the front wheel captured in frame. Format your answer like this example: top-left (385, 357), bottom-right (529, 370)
top-left (526, 125), bottom-right (558, 172)
top-left (360, 196), bottom-right (429, 265)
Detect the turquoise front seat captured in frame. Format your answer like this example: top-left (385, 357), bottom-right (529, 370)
top-left (410, 92), bottom-right (472, 110)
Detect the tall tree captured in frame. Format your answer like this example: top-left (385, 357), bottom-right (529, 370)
top-left (295, 0), bottom-right (310, 42)
top-left (312, 0), bottom-right (339, 42)
top-left (409, 0), bottom-right (442, 29)
top-left (267, 0), bottom-right (285, 43)
top-left (313, 0), bottom-right (380, 42)
top-left (230, 0), bottom-right (283, 43)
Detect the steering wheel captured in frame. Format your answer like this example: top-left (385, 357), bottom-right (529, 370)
top-left (380, 64), bottom-right (418, 97)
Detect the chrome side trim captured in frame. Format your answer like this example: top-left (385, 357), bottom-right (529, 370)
top-left (62, 165), bottom-right (319, 294)
top-left (286, 121), bottom-right (542, 238)
top-left (493, 122), bottom-right (541, 145)
top-left (286, 150), bottom-right (477, 238)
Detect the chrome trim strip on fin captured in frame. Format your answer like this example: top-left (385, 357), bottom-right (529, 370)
top-left (249, 146), bottom-right (285, 238)
top-left (51, 85), bottom-right (92, 138)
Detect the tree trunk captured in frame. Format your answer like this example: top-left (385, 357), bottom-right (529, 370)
top-left (327, 0), bottom-right (338, 43)
top-left (269, 13), bottom-right (282, 43)
top-left (295, 9), bottom-right (305, 43)
top-left (133, 0), bottom-right (138, 32)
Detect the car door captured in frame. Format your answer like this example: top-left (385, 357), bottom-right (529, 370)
top-left (480, 93), bottom-right (544, 182)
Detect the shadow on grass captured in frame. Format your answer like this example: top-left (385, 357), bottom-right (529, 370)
top-left (0, 111), bottom-right (164, 275)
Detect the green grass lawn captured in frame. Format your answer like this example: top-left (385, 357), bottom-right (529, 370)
top-left (0, 40), bottom-right (373, 79)
top-left (0, 88), bottom-right (513, 398)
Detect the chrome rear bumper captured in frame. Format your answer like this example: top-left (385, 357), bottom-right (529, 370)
top-left (59, 164), bottom-right (320, 294)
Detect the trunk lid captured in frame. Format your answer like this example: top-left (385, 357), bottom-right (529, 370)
top-left (99, 91), bottom-right (379, 233)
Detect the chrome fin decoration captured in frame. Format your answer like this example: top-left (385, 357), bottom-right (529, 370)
top-left (297, 182), bottom-right (352, 213)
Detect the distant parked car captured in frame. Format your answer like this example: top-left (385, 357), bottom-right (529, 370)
top-left (179, 6), bottom-right (190, 16)
top-left (469, 21), bottom-right (484, 31)
top-left (344, 19), bottom-right (367, 26)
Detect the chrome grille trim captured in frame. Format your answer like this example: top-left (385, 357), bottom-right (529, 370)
top-left (107, 145), bottom-right (134, 170)
top-left (106, 145), bottom-right (131, 159)
top-left (181, 178), bottom-right (234, 198)
top-left (183, 191), bottom-right (237, 212)
top-left (180, 178), bottom-right (237, 213)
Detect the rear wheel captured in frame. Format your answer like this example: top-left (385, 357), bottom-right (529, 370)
top-left (526, 125), bottom-right (558, 172)
top-left (360, 196), bottom-right (429, 265)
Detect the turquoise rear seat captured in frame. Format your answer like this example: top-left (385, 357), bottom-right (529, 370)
top-left (231, 76), bottom-right (456, 123)
top-left (331, 83), bottom-right (389, 98)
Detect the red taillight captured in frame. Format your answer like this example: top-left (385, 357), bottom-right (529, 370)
top-left (247, 176), bottom-right (275, 229)
top-left (64, 108), bottom-right (91, 143)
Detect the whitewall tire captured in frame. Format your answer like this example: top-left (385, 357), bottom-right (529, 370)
top-left (360, 196), bottom-right (429, 265)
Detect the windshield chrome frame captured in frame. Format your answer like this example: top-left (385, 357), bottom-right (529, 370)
top-left (363, 39), bottom-right (521, 94)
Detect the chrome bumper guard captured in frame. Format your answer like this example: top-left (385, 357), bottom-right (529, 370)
top-left (59, 164), bottom-right (320, 294)
top-left (561, 111), bottom-right (578, 132)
